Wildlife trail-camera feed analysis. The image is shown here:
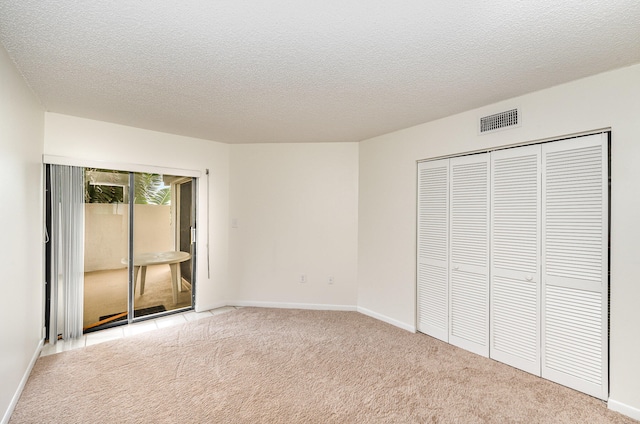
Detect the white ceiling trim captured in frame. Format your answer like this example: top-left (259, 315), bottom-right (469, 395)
top-left (43, 155), bottom-right (202, 178)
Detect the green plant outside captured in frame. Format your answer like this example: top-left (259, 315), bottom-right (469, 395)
top-left (85, 169), bottom-right (171, 205)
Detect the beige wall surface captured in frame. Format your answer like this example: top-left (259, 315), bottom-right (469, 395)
top-left (84, 204), bottom-right (173, 272)
top-left (0, 45), bottom-right (45, 421)
top-left (84, 203), bottom-right (129, 272)
top-left (44, 113), bottom-right (231, 311)
top-left (229, 143), bottom-right (359, 308)
top-left (357, 63), bottom-right (640, 414)
top-left (132, 204), bottom-right (173, 255)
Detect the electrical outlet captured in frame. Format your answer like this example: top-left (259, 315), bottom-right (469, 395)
top-left (328, 276), bottom-right (334, 284)
top-left (300, 274), bottom-right (307, 283)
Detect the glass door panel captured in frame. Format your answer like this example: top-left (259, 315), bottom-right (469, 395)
top-left (80, 168), bottom-right (195, 334)
top-left (83, 169), bottom-right (130, 332)
top-left (179, 180), bottom-right (193, 285)
top-left (132, 173), bottom-right (193, 319)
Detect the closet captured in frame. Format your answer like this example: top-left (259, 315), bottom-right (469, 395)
top-left (417, 133), bottom-right (608, 400)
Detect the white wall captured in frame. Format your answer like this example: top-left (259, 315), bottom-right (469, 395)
top-left (45, 117), bottom-right (360, 311)
top-left (0, 45), bottom-right (45, 421)
top-left (357, 63), bottom-right (640, 415)
top-left (44, 113), bottom-right (230, 311)
top-left (229, 143), bottom-right (359, 308)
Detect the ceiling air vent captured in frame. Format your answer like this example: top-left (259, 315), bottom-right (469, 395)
top-left (479, 108), bottom-right (520, 134)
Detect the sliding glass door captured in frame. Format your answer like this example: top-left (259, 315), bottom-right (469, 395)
top-left (130, 173), bottom-right (195, 321)
top-left (47, 166), bottom-right (197, 336)
top-left (83, 169), bottom-right (131, 331)
top-left (46, 163), bottom-right (198, 340)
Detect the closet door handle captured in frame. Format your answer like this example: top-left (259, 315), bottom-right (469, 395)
top-left (525, 275), bottom-right (533, 281)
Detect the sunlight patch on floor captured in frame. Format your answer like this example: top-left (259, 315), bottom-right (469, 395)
top-left (41, 306), bottom-right (238, 356)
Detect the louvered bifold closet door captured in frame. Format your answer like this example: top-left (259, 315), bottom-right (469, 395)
top-left (417, 159), bottom-right (449, 342)
top-left (542, 133), bottom-right (608, 400)
top-left (449, 154), bottom-right (490, 357)
top-left (490, 145), bottom-right (541, 375)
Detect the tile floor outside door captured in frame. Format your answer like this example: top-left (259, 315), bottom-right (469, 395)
top-left (41, 306), bottom-right (239, 357)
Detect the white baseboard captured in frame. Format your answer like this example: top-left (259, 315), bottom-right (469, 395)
top-left (357, 306), bottom-right (416, 333)
top-left (230, 300), bottom-right (357, 312)
top-left (226, 301), bottom-right (415, 332)
top-left (608, 398), bottom-right (640, 421)
top-left (195, 300), bottom-right (228, 313)
top-left (2, 339), bottom-right (43, 424)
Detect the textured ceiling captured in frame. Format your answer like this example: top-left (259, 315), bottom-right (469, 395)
top-left (1, 1), bottom-right (639, 144)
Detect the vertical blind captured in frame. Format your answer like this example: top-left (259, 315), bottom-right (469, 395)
top-left (49, 164), bottom-right (85, 343)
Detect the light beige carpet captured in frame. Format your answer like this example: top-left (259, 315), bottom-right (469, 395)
top-left (11, 308), bottom-right (635, 423)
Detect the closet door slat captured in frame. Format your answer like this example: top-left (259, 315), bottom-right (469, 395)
top-left (542, 133), bottom-right (608, 400)
top-left (416, 133), bottom-right (608, 401)
top-left (449, 154), bottom-right (490, 357)
top-left (490, 145), bottom-right (541, 375)
top-left (417, 159), bottom-right (449, 342)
